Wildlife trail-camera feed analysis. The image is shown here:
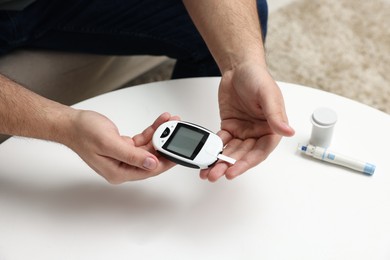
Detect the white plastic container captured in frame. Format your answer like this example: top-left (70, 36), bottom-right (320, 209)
top-left (309, 107), bottom-right (338, 147)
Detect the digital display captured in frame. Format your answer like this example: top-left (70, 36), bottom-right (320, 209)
top-left (164, 124), bottom-right (208, 159)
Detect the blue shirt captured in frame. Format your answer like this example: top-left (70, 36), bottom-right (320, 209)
top-left (0, 0), bottom-right (35, 10)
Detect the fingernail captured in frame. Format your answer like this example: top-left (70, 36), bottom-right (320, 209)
top-left (143, 157), bottom-right (157, 170)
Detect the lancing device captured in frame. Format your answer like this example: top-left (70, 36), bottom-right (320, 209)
top-left (298, 144), bottom-right (376, 175)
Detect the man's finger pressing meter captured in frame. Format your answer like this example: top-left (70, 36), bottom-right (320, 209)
top-left (152, 121), bottom-right (236, 169)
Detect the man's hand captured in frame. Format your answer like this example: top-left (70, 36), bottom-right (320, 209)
top-left (182, 0), bottom-right (294, 182)
top-left (65, 111), bottom-right (179, 184)
top-left (200, 62), bottom-right (295, 182)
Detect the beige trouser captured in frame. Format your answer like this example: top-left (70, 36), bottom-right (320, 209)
top-left (0, 50), bottom-right (166, 143)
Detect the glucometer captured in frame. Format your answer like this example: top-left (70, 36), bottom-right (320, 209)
top-left (152, 120), bottom-right (236, 169)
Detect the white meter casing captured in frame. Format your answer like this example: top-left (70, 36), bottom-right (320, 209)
top-left (152, 121), bottom-right (223, 169)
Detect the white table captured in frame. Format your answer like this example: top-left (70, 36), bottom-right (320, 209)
top-left (0, 78), bottom-right (389, 260)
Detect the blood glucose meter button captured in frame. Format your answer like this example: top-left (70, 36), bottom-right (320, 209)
top-left (160, 127), bottom-right (170, 138)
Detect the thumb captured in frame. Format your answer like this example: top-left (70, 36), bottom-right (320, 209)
top-left (266, 112), bottom-right (295, 137)
top-left (126, 146), bottom-right (159, 170)
top-left (112, 137), bottom-right (159, 171)
top-left (261, 82), bottom-right (295, 137)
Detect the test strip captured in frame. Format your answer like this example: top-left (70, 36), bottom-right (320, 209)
top-left (217, 154), bottom-right (237, 165)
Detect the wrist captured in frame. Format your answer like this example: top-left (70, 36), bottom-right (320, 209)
top-left (26, 102), bottom-right (79, 146)
top-left (220, 53), bottom-right (268, 80)
top-left (42, 104), bottom-right (79, 146)
top-left (0, 75), bottom-right (78, 143)
top-left (218, 47), bottom-right (267, 75)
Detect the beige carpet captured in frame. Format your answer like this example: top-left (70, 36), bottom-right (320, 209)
top-left (129, 0), bottom-right (390, 114)
top-left (266, 0), bottom-right (390, 114)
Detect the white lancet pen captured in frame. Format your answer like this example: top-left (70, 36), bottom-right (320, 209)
top-left (298, 144), bottom-right (376, 175)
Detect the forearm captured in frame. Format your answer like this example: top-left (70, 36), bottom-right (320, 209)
top-left (0, 73), bottom-right (76, 144)
top-left (182, 0), bottom-right (266, 73)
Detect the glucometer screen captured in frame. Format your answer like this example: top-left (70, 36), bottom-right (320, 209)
top-left (164, 124), bottom-right (209, 159)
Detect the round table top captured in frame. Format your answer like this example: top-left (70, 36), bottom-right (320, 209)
top-left (0, 77), bottom-right (389, 260)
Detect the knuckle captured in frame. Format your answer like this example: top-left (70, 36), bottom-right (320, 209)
top-left (125, 152), bottom-right (139, 165)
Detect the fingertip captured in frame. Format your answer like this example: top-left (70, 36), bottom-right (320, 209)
top-left (199, 175), bottom-right (208, 180)
top-left (150, 113), bottom-right (172, 131)
top-left (217, 130), bottom-right (233, 145)
top-left (269, 117), bottom-right (295, 137)
top-left (160, 112), bottom-right (171, 118)
top-left (224, 161), bottom-right (248, 180)
top-left (280, 122), bottom-right (295, 137)
top-left (143, 156), bottom-right (158, 170)
top-left (128, 145), bottom-right (160, 170)
top-left (207, 163), bottom-right (229, 182)
top-left (225, 174), bottom-right (236, 181)
top-left (170, 115), bottom-right (181, 121)
top-left (159, 112), bottom-right (172, 122)
top-left (225, 169), bottom-right (239, 180)
top-left (208, 175), bottom-right (220, 183)
top-left (199, 169), bottom-right (209, 180)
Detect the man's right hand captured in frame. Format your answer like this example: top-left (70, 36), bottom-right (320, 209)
top-left (65, 111), bottom-right (179, 184)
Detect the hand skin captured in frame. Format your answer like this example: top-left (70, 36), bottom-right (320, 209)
top-left (1, 0), bottom-right (294, 184)
top-left (183, 0), bottom-right (295, 182)
top-left (65, 111), bottom-right (180, 183)
top-left (0, 74), bottom-right (178, 183)
top-left (200, 62), bottom-right (294, 182)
